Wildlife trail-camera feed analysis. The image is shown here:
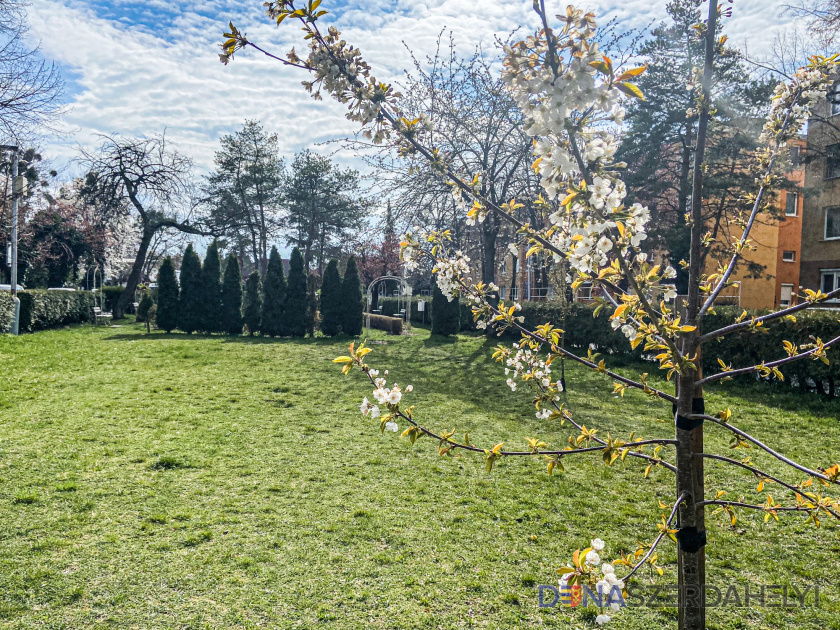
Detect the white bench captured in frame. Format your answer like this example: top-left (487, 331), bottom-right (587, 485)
top-left (92, 306), bottom-right (113, 325)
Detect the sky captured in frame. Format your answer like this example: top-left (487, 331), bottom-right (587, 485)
top-left (24, 0), bottom-right (800, 178)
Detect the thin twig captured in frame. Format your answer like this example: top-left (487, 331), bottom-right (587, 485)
top-left (696, 333), bottom-right (840, 386)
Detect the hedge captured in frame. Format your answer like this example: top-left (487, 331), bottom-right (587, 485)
top-left (16, 290), bottom-right (95, 333)
top-left (0, 292), bottom-right (14, 332)
top-left (378, 296), bottom-right (476, 331)
top-left (367, 313), bottom-right (403, 335)
top-left (101, 286), bottom-right (124, 313)
top-left (515, 301), bottom-right (840, 395)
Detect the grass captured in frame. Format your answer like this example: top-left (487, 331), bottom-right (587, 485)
top-left (0, 321), bottom-right (837, 629)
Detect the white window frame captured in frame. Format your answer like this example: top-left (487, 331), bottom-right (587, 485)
top-left (831, 82), bottom-right (840, 116)
top-left (780, 283), bottom-right (794, 308)
top-left (784, 191), bottom-right (798, 217)
top-left (825, 207), bottom-right (840, 240)
top-left (782, 250), bottom-right (796, 262)
top-left (821, 269), bottom-right (840, 299)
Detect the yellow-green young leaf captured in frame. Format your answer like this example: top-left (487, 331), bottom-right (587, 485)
top-left (333, 356), bottom-right (353, 363)
top-left (617, 65), bottom-right (647, 80)
top-left (616, 81), bottom-right (645, 100)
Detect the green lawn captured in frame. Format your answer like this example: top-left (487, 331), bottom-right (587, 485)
top-left (0, 322), bottom-right (838, 629)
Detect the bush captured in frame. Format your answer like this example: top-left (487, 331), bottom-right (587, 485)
top-left (261, 246), bottom-right (287, 337)
top-left (221, 253), bottom-right (243, 335)
top-left (367, 313), bottom-right (403, 335)
top-left (201, 239), bottom-right (223, 333)
top-left (341, 256), bottom-right (364, 336)
top-left (101, 286), bottom-right (124, 313)
top-left (178, 244), bottom-right (203, 334)
top-left (431, 279), bottom-right (459, 336)
top-left (242, 271), bottom-right (262, 335)
top-left (16, 290), bottom-right (94, 333)
top-left (319, 259), bottom-right (342, 336)
top-left (155, 257), bottom-right (179, 333)
top-left (285, 248), bottom-right (308, 337)
top-left (0, 292), bottom-right (14, 333)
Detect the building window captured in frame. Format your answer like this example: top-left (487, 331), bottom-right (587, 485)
top-left (780, 283), bottom-right (794, 308)
top-left (827, 207), bottom-right (840, 240)
top-left (782, 250), bottom-right (796, 262)
top-left (500, 259), bottom-right (507, 274)
top-left (827, 144), bottom-right (840, 179)
top-left (785, 191), bottom-right (798, 216)
top-left (510, 287), bottom-right (519, 301)
top-left (831, 82), bottom-right (840, 116)
top-left (821, 269), bottom-right (840, 297)
top-left (789, 145), bottom-right (802, 169)
top-left (499, 287), bottom-right (506, 300)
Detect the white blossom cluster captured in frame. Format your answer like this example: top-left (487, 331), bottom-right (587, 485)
top-left (433, 252), bottom-right (471, 301)
top-left (500, 7), bottom-right (651, 280)
top-left (558, 538), bottom-right (625, 626)
top-left (360, 371), bottom-right (413, 433)
top-left (502, 345), bottom-right (563, 415)
top-left (759, 64), bottom-right (835, 148)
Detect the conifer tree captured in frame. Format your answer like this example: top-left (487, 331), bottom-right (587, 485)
top-left (137, 292), bottom-right (155, 333)
top-left (319, 259), bottom-right (343, 336)
top-left (340, 255), bottom-right (364, 336)
top-left (261, 246), bottom-right (287, 336)
top-left (178, 244), bottom-right (203, 334)
top-left (306, 273), bottom-right (318, 337)
top-left (285, 247), bottom-right (308, 337)
top-left (221, 253), bottom-right (243, 335)
top-left (201, 239), bottom-right (223, 333)
top-left (431, 276), bottom-right (459, 336)
top-left (242, 271), bottom-right (262, 335)
top-left (155, 257), bottom-right (179, 333)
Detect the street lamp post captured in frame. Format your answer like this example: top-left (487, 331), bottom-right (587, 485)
top-left (2, 145), bottom-right (20, 334)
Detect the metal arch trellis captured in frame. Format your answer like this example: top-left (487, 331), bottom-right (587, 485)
top-left (366, 275), bottom-right (412, 337)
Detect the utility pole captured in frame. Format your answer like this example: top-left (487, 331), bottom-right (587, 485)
top-left (2, 145), bottom-right (20, 334)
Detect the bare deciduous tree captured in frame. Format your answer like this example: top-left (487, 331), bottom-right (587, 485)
top-left (80, 134), bottom-right (211, 318)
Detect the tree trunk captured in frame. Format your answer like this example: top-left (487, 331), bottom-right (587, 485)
top-left (676, 3), bottom-right (717, 629)
top-left (114, 226), bottom-right (155, 319)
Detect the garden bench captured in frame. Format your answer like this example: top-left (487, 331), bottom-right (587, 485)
top-left (92, 306), bottom-right (113, 325)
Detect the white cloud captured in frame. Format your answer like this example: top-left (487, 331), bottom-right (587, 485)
top-left (26, 0), bottom-right (800, 176)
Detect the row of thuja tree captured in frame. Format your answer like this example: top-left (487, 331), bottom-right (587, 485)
top-left (141, 240), bottom-right (364, 337)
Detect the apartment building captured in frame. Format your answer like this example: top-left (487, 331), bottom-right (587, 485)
top-left (801, 81), bottom-right (840, 304)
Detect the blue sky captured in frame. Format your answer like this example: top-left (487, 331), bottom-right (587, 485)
top-left (26, 0), bottom-right (800, 177)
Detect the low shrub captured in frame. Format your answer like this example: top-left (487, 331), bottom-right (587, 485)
top-left (366, 313), bottom-right (403, 335)
top-left (17, 290), bottom-right (95, 333)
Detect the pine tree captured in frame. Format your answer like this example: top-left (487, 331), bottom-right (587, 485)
top-left (340, 255), bottom-right (364, 336)
top-left (261, 246), bottom-right (287, 336)
top-left (306, 273), bottom-right (318, 337)
top-left (285, 247), bottom-right (308, 337)
top-left (178, 244), bottom-right (203, 334)
top-left (201, 239), bottom-right (223, 333)
top-left (242, 271), bottom-right (262, 335)
top-left (319, 259), bottom-right (343, 336)
top-left (431, 277), bottom-right (459, 336)
top-left (221, 253), bottom-right (243, 335)
top-left (156, 257), bottom-right (179, 333)
top-left (137, 292), bottom-right (154, 333)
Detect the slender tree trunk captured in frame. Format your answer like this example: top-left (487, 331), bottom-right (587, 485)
top-left (115, 226), bottom-right (155, 319)
top-left (676, 3), bottom-right (716, 630)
